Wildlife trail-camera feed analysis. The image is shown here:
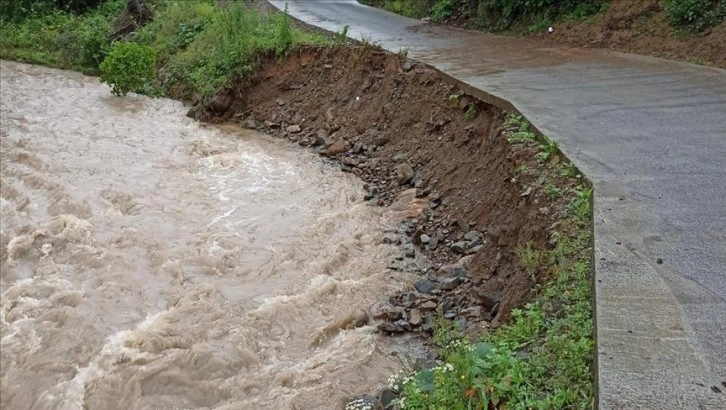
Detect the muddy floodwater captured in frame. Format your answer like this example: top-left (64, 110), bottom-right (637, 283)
top-left (0, 61), bottom-right (418, 409)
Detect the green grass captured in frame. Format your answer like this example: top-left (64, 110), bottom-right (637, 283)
top-left (0, 0), bottom-right (127, 74)
top-left (389, 114), bottom-right (594, 409)
top-left (1, 1), bottom-right (325, 99)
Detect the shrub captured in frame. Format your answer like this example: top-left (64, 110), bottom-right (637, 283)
top-left (0, 0), bottom-right (104, 22)
top-left (431, 0), bottom-right (456, 21)
top-left (78, 14), bottom-right (111, 70)
top-left (99, 41), bottom-right (156, 96)
top-left (664, 0), bottom-right (725, 32)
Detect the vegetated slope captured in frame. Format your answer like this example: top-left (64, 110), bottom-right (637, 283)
top-left (360, 0), bottom-right (726, 67)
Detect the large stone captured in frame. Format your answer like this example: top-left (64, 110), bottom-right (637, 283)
top-left (437, 263), bottom-right (467, 277)
top-left (373, 135), bottom-right (390, 147)
top-left (414, 279), bottom-right (437, 294)
top-left (439, 276), bottom-right (464, 290)
top-left (395, 319), bottom-right (412, 332)
top-left (478, 291), bottom-right (502, 311)
top-left (314, 129), bottom-right (328, 146)
top-left (461, 306), bottom-right (482, 318)
top-left (377, 323), bottom-right (403, 333)
top-left (395, 163), bottom-right (415, 185)
top-left (420, 300), bottom-right (438, 310)
top-left (409, 308), bottom-right (423, 326)
top-left (286, 124), bottom-right (301, 133)
top-left (372, 303), bottom-right (405, 320)
top-left (451, 241), bottom-right (469, 254)
top-left (378, 388), bottom-right (399, 408)
top-left (456, 217), bottom-right (470, 233)
top-left (326, 139), bottom-right (351, 156)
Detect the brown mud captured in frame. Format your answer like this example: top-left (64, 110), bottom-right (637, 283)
top-left (192, 45), bottom-right (581, 332)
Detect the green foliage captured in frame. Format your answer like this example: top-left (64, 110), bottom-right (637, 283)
top-left (432, 0), bottom-right (456, 21)
top-left (545, 181), bottom-right (561, 201)
top-left (100, 41), bottom-right (156, 96)
top-left (464, 103), bottom-right (477, 120)
top-left (535, 136), bottom-right (559, 163)
top-left (476, 0), bottom-right (606, 31)
top-left (138, 3), bottom-right (316, 98)
top-left (569, 186), bottom-right (592, 222)
top-left (1, 0), bottom-right (105, 23)
top-left (358, 0), bottom-right (434, 19)
top-left (78, 13), bottom-right (112, 69)
top-left (336, 24), bottom-right (350, 44)
top-left (663, 0), bottom-right (725, 32)
top-left (0, 1), bottom-right (121, 73)
top-left (3, 1), bottom-right (322, 99)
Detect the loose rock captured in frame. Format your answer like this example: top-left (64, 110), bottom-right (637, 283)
top-left (414, 279), bottom-right (437, 294)
top-left (314, 129), bottom-right (328, 146)
top-left (395, 163), bottom-right (415, 185)
top-left (326, 139), bottom-right (350, 156)
top-left (286, 124), bottom-right (301, 133)
top-left (409, 308), bottom-right (422, 326)
top-left (439, 276), bottom-right (463, 290)
top-left (378, 388), bottom-right (399, 408)
top-left (377, 323), bottom-right (403, 333)
top-left (456, 217), bottom-right (470, 233)
top-left (420, 300), bottom-right (438, 310)
top-left (451, 241), bottom-right (469, 254)
top-left (464, 231), bottom-right (479, 242)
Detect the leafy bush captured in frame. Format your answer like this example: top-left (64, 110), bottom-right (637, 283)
top-left (358, 0), bottom-right (434, 19)
top-left (0, 1), bottom-right (122, 72)
top-left (1, 0), bottom-right (104, 22)
top-left (664, 0), bottom-right (725, 31)
top-left (78, 14), bottom-right (111, 69)
top-left (476, 0), bottom-right (606, 30)
top-left (100, 41), bottom-right (156, 96)
top-left (431, 0), bottom-right (456, 21)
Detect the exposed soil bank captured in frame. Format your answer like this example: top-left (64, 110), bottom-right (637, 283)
top-left (537, 0), bottom-right (726, 68)
top-left (193, 46), bottom-right (582, 328)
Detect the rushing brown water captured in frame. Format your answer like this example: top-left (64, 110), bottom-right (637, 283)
top-left (0, 61), bottom-right (419, 409)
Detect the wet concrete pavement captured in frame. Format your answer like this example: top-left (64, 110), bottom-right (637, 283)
top-left (269, 0), bottom-right (726, 408)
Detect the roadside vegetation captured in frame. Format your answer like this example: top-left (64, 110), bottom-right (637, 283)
top-left (382, 115), bottom-right (594, 409)
top-left (360, 0), bottom-right (725, 34)
top-left (0, 0), bottom-right (324, 98)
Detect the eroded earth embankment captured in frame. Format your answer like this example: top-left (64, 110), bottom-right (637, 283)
top-left (194, 46), bottom-right (583, 332)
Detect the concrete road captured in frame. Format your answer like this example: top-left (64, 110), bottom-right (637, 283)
top-left (268, 0), bottom-right (726, 408)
